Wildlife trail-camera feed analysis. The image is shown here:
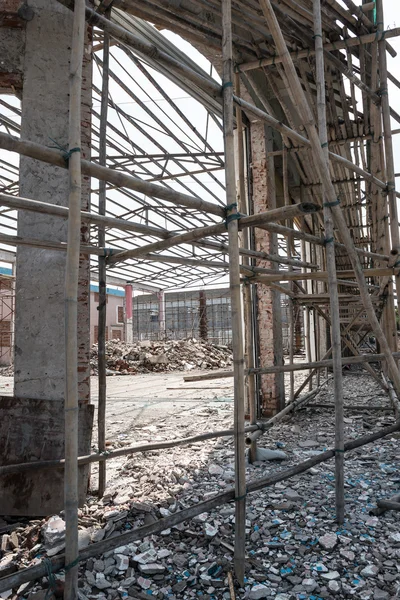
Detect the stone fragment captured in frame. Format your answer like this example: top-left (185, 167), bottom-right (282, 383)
top-left (133, 549), bottom-right (157, 564)
top-left (115, 554), bottom-right (129, 571)
top-left (208, 464), bottom-right (223, 476)
top-left (373, 589), bottom-right (389, 600)
top-left (254, 448), bottom-right (287, 461)
top-left (340, 549), bottom-right (355, 561)
top-left (328, 580), bottom-right (341, 594)
top-left (284, 488), bottom-right (301, 501)
top-left (172, 581), bottom-right (187, 593)
top-left (94, 573), bottom-right (111, 590)
top-left (318, 532), bottom-right (338, 550)
top-left (361, 565), bottom-right (379, 578)
top-left (0, 535), bottom-right (9, 552)
top-left (91, 528), bottom-right (105, 543)
top-left (0, 556), bottom-right (17, 578)
top-left (298, 439), bottom-right (319, 448)
top-left (321, 571), bottom-right (340, 580)
top-left (137, 577), bottom-right (151, 590)
top-left (78, 530), bottom-right (91, 550)
top-left (249, 584), bottom-right (271, 599)
top-left (138, 563), bottom-right (165, 575)
top-left (93, 559), bottom-right (105, 572)
top-left (9, 531), bottom-right (18, 550)
top-left (205, 523), bottom-right (218, 538)
top-left (42, 516), bottom-right (66, 554)
top-left (302, 578), bottom-right (318, 592)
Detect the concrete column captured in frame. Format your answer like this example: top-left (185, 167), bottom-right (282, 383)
top-left (125, 284), bottom-right (133, 343)
top-left (158, 291), bottom-right (166, 340)
top-left (0, 0), bottom-right (93, 516)
top-left (250, 121), bottom-right (285, 416)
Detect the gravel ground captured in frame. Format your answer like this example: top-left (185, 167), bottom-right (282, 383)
top-left (0, 366), bottom-right (399, 600)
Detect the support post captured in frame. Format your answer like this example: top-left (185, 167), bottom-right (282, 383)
top-left (64, 0), bottom-right (85, 596)
top-left (234, 73), bottom-right (257, 462)
top-left (313, 0), bottom-right (345, 524)
top-left (376, 0), bottom-right (400, 352)
top-left (222, 0), bottom-right (246, 584)
top-left (97, 14), bottom-right (110, 499)
top-left (258, 0), bottom-right (400, 398)
top-left (125, 284), bottom-right (133, 343)
top-left (158, 291), bottom-right (166, 340)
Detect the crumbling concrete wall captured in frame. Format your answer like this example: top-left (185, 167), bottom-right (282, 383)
top-left (0, 0), bottom-right (93, 516)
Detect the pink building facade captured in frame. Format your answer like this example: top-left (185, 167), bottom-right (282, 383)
top-left (89, 284), bottom-right (126, 346)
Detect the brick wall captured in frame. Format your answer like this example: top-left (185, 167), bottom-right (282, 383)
top-left (251, 121), bottom-right (285, 416)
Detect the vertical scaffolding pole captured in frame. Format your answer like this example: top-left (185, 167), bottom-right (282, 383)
top-left (376, 0), bottom-right (400, 351)
top-left (313, 0), bottom-right (345, 524)
top-left (235, 73), bottom-right (257, 463)
top-left (98, 11), bottom-right (110, 499)
top-left (222, 0), bottom-right (246, 585)
top-left (283, 147), bottom-right (295, 401)
top-left (259, 0), bottom-right (400, 397)
top-left (64, 0), bottom-right (85, 597)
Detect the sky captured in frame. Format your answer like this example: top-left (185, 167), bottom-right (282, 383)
top-left (0, 1), bottom-right (399, 292)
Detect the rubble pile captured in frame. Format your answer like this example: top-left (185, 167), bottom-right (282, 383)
top-left (1, 374), bottom-right (399, 600)
top-left (90, 339), bottom-right (233, 375)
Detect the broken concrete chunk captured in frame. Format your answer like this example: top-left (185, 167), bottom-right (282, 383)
top-left (42, 516), bottom-right (65, 550)
top-left (248, 584), bottom-right (271, 599)
top-left (254, 448), bottom-right (287, 461)
top-left (318, 532), bottom-right (338, 550)
top-left (138, 563), bottom-right (165, 575)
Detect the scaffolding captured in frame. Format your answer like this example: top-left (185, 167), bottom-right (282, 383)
top-left (1, 0), bottom-right (400, 596)
top-left (0, 273), bottom-right (14, 366)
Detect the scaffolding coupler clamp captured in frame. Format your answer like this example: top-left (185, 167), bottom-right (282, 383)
top-left (224, 202), bottom-right (243, 228)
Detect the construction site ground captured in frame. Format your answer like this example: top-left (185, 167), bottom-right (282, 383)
top-left (0, 365), bottom-right (399, 600)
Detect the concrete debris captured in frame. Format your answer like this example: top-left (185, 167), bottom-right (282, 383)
top-left (318, 532), bottom-right (338, 550)
top-left (249, 583), bottom-right (271, 599)
top-left (253, 448), bottom-right (287, 462)
top-left (90, 338), bottom-right (232, 375)
top-left (1, 372), bottom-right (399, 600)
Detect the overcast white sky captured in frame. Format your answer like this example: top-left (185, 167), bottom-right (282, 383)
top-left (0, 1), bottom-right (399, 292)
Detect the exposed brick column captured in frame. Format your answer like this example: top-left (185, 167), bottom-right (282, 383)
top-left (250, 120), bottom-right (285, 416)
top-left (0, 0), bottom-right (26, 95)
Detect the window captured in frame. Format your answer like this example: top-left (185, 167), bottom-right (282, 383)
top-left (112, 329), bottom-right (122, 340)
top-left (0, 279), bottom-right (12, 292)
top-left (0, 321), bottom-right (11, 347)
top-left (117, 305), bottom-right (124, 324)
top-left (94, 292), bottom-right (108, 304)
top-left (94, 326), bottom-right (108, 344)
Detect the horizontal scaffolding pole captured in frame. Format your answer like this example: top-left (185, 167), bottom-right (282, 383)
top-left (0, 132), bottom-right (224, 218)
top-left (0, 192), bottom-right (172, 238)
top-left (255, 222), bottom-right (389, 262)
top-left (194, 238), bottom-right (318, 269)
top-left (237, 27), bottom-right (400, 72)
top-left (0, 193), bottom-right (317, 269)
top-left (0, 424), bottom-right (260, 477)
top-left (183, 351), bottom-right (400, 381)
top-left (107, 202), bottom-right (320, 265)
top-left (249, 267), bottom-right (398, 284)
top-left (33, 8), bottom-right (393, 197)
top-left (1, 421), bottom-right (398, 594)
